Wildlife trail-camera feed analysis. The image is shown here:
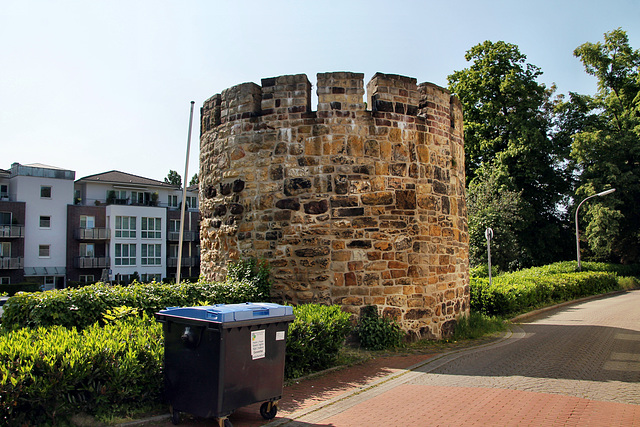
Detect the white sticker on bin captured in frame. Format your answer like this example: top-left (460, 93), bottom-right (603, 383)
top-left (251, 330), bottom-right (266, 360)
top-left (276, 331), bottom-right (285, 341)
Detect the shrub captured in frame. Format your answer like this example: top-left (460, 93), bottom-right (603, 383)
top-left (453, 312), bottom-right (507, 340)
top-left (2, 279), bottom-right (269, 331)
top-left (356, 305), bottom-right (404, 351)
top-left (285, 304), bottom-right (352, 379)
top-left (470, 270), bottom-right (620, 317)
top-left (0, 313), bottom-right (163, 425)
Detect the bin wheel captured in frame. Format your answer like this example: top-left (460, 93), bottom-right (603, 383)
top-left (260, 401), bottom-right (278, 420)
top-left (170, 408), bottom-right (180, 425)
top-left (224, 419), bottom-right (233, 427)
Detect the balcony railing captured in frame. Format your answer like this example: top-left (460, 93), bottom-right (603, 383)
top-left (75, 257), bottom-right (110, 269)
top-left (0, 225), bottom-right (24, 238)
top-left (0, 257), bottom-right (23, 269)
top-left (167, 231), bottom-right (198, 242)
top-left (75, 228), bottom-right (110, 240)
top-left (167, 257), bottom-right (200, 268)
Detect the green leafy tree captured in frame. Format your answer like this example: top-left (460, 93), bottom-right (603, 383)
top-left (189, 173), bottom-right (199, 186)
top-left (448, 41), bottom-right (573, 268)
top-left (164, 170), bottom-right (182, 187)
top-left (467, 166), bottom-right (525, 270)
top-left (571, 28), bottom-right (640, 263)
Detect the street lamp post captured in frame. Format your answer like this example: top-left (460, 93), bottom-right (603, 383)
top-left (575, 188), bottom-right (616, 271)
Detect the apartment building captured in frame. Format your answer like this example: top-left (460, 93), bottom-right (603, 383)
top-left (0, 163), bottom-right (200, 289)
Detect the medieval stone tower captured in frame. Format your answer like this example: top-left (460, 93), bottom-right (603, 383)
top-left (199, 72), bottom-right (469, 339)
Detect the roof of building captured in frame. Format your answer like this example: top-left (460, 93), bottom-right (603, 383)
top-left (76, 170), bottom-right (178, 189)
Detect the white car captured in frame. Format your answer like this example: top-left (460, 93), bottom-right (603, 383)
top-left (0, 296), bottom-right (9, 319)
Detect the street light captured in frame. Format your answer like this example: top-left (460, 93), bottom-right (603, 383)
top-left (575, 188), bottom-right (616, 271)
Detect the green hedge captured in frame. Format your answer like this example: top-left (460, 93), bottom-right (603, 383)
top-left (285, 304), bottom-right (353, 379)
top-left (470, 270), bottom-right (620, 316)
top-left (0, 313), bottom-right (163, 426)
top-left (2, 279), bottom-right (269, 330)
top-left (0, 282), bottom-right (41, 297)
top-left (0, 303), bottom-right (353, 425)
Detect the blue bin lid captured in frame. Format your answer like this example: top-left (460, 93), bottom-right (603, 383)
top-left (157, 302), bottom-right (293, 323)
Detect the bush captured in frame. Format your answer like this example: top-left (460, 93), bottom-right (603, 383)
top-left (285, 304), bottom-right (352, 379)
top-left (356, 305), bottom-right (404, 351)
top-left (470, 270), bottom-right (620, 317)
top-left (0, 282), bottom-right (41, 296)
top-left (0, 313), bottom-right (163, 425)
top-left (2, 279), bottom-right (270, 331)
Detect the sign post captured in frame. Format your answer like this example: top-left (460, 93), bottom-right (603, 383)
top-left (485, 227), bottom-right (494, 286)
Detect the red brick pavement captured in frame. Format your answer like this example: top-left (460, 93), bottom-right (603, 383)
top-left (321, 384), bottom-right (640, 426)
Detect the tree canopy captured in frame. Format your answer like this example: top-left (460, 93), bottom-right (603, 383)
top-left (449, 40), bottom-right (573, 268)
top-left (164, 170), bottom-right (182, 187)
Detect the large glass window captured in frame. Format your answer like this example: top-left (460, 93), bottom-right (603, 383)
top-left (80, 215), bottom-right (95, 229)
top-left (79, 243), bottom-right (95, 257)
top-left (0, 184), bottom-right (8, 199)
top-left (186, 196), bottom-right (198, 208)
top-left (0, 242), bottom-right (10, 257)
top-left (169, 219), bottom-right (180, 233)
top-left (40, 186), bottom-right (52, 198)
top-left (115, 216), bottom-right (136, 238)
top-left (0, 212), bottom-right (11, 225)
top-left (141, 217), bottom-right (161, 239)
top-left (141, 243), bottom-right (162, 265)
top-left (169, 244), bottom-right (179, 258)
top-left (115, 243), bottom-right (136, 266)
top-left (168, 195), bottom-right (178, 207)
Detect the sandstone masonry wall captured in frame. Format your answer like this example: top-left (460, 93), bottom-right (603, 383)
top-left (199, 72), bottom-right (469, 339)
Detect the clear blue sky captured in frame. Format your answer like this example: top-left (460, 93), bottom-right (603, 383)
top-left (2, 0), bottom-right (638, 182)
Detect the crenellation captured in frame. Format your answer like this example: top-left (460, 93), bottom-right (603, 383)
top-left (199, 71), bottom-right (469, 339)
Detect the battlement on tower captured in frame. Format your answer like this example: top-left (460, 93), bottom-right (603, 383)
top-left (201, 72), bottom-right (462, 134)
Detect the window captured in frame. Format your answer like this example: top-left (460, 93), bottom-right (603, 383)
top-left (39, 245), bottom-right (50, 258)
top-left (115, 243), bottom-right (136, 266)
top-left (141, 217), bottom-right (161, 239)
top-left (141, 244), bottom-right (162, 265)
top-left (80, 215), bottom-right (95, 229)
top-left (169, 219), bottom-right (180, 233)
top-left (186, 196), bottom-right (197, 208)
top-left (0, 277), bottom-right (9, 285)
top-left (0, 184), bottom-right (8, 198)
top-left (0, 212), bottom-right (11, 226)
top-left (115, 216), bottom-right (136, 238)
top-left (168, 195), bottom-right (178, 207)
top-left (141, 273), bottom-right (161, 283)
top-left (131, 191), bottom-right (142, 204)
top-left (40, 186), bottom-right (52, 198)
top-left (0, 242), bottom-right (10, 257)
top-left (169, 244), bottom-right (179, 258)
top-left (39, 216), bottom-right (51, 228)
top-left (79, 243), bottom-right (95, 257)
top-left (79, 275), bottom-right (94, 284)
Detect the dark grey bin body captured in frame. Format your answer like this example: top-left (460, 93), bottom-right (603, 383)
top-left (155, 303), bottom-right (294, 419)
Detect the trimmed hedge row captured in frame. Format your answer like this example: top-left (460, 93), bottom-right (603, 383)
top-left (1, 279), bottom-right (268, 330)
top-left (0, 304), bottom-right (353, 425)
top-left (470, 270), bottom-right (620, 316)
top-left (0, 313), bottom-right (163, 426)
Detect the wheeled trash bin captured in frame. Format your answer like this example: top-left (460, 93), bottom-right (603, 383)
top-left (155, 302), bottom-right (295, 427)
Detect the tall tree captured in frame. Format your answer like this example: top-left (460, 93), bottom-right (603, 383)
top-left (449, 41), bottom-right (573, 268)
top-left (189, 173), bottom-right (199, 186)
top-left (164, 170), bottom-right (182, 187)
top-left (571, 28), bottom-right (640, 263)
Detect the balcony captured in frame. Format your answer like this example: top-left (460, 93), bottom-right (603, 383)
top-left (167, 257), bottom-right (200, 268)
top-left (75, 228), bottom-right (110, 240)
top-left (0, 225), bottom-right (24, 238)
top-left (0, 257), bottom-right (23, 269)
top-left (75, 257), bottom-right (110, 269)
top-left (167, 230), bottom-right (198, 242)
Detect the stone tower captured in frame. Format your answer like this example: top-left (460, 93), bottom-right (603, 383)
top-left (199, 72), bottom-right (469, 339)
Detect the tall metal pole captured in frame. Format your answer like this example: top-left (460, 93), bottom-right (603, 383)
top-left (575, 188), bottom-right (616, 271)
top-left (485, 227), bottom-right (493, 286)
top-left (177, 101), bottom-right (195, 285)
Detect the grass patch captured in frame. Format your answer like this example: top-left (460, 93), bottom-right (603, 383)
top-left (452, 311), bottom-right (507, 340)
